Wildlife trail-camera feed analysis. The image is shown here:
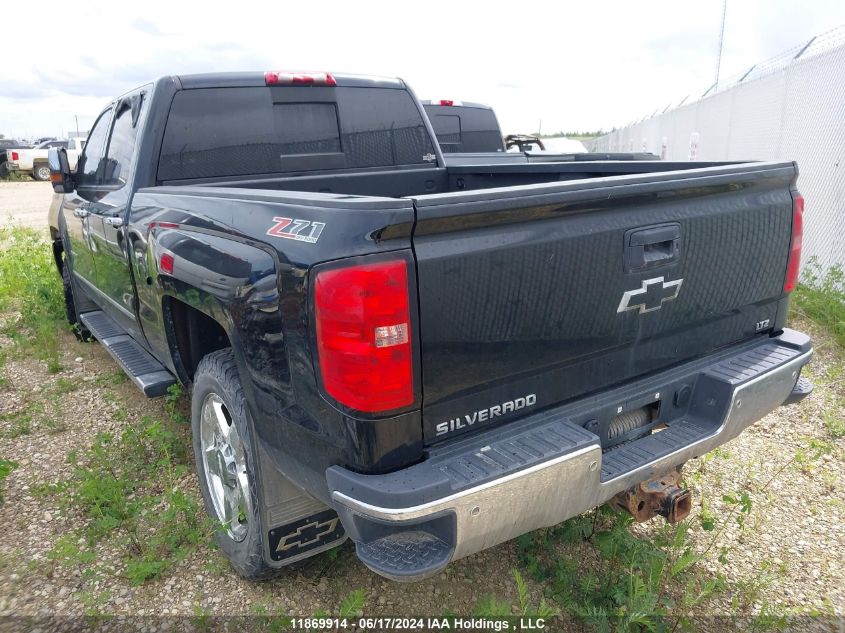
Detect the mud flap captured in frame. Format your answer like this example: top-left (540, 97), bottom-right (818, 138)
top-left (269, 509), bottom-right (346, 562)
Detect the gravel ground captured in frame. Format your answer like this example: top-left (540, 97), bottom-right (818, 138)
top-left (0, 180), bottom-right (54, 230)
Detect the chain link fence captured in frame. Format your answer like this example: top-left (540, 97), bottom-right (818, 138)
top-left (587, 26), bottom-right (845, 275)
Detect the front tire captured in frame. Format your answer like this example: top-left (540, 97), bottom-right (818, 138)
top-left (192, 349), bottom-right (275, 579)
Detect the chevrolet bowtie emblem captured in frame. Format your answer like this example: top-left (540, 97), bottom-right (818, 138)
top-left (617, 276), bottom-right (683, 315)
top-left (275, 517), bottom-right (339, 552)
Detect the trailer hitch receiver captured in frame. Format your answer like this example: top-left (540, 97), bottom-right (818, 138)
top-left (612, 466), bottom-right (691, 524)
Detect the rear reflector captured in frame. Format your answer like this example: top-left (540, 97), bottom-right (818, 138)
top-left (265, 71), bottom-right (337, 86)
top-left (314, 260), bottom-right (414, 413)
top-left (160, 253), bottom-right (174, 275)
top-left (784, 193), bottom-right (804, 293)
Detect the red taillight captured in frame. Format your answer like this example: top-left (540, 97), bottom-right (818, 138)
top-left (160, 253), bottom-right (174, 275)
top-left (784, 194), bottom-right (804, 293)
top-left (11, 151), bottom-right (19, 161)
top-left (314, 259), bottom-right (414, 413)
top-left (438, 99), bottom-right (454, 106)
top-left (265, 71), bottom-right (337, 86)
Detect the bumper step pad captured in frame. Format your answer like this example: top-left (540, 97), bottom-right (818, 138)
top-left (357, 531), bottom-right (452, 582)
top-left (80, 311), bottom-right (176, 397)
top-left (784, 375), bottom-right (813, 405)
top-left (600, 419), bottom-right (712, 482)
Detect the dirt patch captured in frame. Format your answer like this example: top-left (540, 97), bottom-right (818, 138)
top-left (0, 181), bottom-right (54, 230)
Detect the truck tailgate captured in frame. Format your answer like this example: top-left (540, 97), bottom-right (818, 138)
top-left (411, 162), bottom-right (797, 443)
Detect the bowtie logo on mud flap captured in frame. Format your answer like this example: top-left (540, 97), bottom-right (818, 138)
top-left (269, 510), bottom-right (345, 561)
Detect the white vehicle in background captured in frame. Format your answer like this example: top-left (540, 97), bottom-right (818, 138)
top-left (5, 138), bottom-right (85, 181)
top-left (534, 136), bottom-right (588, 153)
top-left (505, 134), bottom-right (588, 154)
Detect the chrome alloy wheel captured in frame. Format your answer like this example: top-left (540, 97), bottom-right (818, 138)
top-left (200, 393), bottom-right (250, 541)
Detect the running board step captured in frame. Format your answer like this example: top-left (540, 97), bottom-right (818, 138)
top-left (79, 311), bottom-right (176, 397)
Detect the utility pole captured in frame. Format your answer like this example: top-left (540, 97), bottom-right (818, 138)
top-left (714, 0), bottom-right (728, 88)
top-left (75, 115), bottom-right (80, 137)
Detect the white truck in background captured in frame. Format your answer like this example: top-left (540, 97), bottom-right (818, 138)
top-left (6, 138), bottom-right (85, 181)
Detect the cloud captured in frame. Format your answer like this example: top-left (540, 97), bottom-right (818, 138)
top-left (131, 18), bottom-right (162, 36)
top-left (1, 0), bottom-right (844, 138)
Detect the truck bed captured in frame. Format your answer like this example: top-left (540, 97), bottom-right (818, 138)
top-left (170, 158), bottom-right (745, 198)
top-left (143, 159), bottom-right (797, 446)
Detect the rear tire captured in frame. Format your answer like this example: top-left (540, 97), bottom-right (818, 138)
top-left (61, 261), bottom-right (92, 342)
top-left (192, 348), bottom-right (276, 580)
top-left (0, 161), bottom-right (8, 178)
top-left (32, 163), bottom-right (50, 181)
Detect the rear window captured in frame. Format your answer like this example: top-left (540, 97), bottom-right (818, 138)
top-left (158, 86), bottom-right (436, 181)
top-left (424, 105), bottom-right (504, 153)
top-left (430, 114), bottom-right (461, 147)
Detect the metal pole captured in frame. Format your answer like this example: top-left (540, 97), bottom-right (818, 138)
top-left (75, 115), bottom-right (80, 137)
top-left (715, 0), bottom-right (728, 87)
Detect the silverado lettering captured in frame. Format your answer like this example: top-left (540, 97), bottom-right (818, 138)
top-left (435, 394), bottom-right (538, 436)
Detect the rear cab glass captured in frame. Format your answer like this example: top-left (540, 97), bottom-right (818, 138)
top-left (423, 104), bottom-right (504, 153)
top-left (158, 86), bottom-right (437, 181)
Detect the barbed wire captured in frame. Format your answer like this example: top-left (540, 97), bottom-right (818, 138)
top-left (619, 23), bottom-right (845, 127)
top-left (710, 23), bottom-right (845, 94)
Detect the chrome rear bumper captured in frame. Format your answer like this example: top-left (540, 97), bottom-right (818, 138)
top-left (328, 329), bottom-right (812, 580)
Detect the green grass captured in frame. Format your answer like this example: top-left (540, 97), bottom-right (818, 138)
top-left (821, 410), bottom-right (845, 438)
top-left (0, 228), bottom-right (214, 585)
top-left (0, 411), bottom-right (32, 438)
top-left (0, 226), bottom-right (66, 371)
top-left (498, 486), bottom-right (766, 631)
top-left (0, 171), bottom-right (30, 182)
top-left (792, 259), bottom-right (845, 349)
top-left (47, 413), bottom-right (213, 585)
top-left (0, 396), bottom-right (67, 438)
top-left (0, 458), bottom-right (18, 502)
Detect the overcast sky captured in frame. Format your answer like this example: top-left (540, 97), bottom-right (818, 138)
top-left (2, 0), bottom-right (845, 139)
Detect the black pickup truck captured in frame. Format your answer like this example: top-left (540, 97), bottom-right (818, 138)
top-left (421, 100), bottom-right (505, 153)
top-left (47, 71), bottom-right (812, 582)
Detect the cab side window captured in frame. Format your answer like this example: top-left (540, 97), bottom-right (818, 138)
top-left (76, 108), bottom-right (113, 188)
top-left (103, 97), bottom-right (143, 188)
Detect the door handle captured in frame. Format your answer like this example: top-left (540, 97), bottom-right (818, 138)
top-left (624, 223), bottom-right (681, 272)
top-left (104, 216), bottom-right (124, 228)
top-left (73, 208), bottom-right (90, 219)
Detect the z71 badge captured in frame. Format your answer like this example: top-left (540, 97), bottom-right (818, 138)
top-left (266, 217), bottom-right (326, 244)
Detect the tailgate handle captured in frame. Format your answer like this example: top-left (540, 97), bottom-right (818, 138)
top-left (625, 223), bottom-right (681, 272)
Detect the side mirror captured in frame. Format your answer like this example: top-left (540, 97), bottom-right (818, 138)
top-left (48, 147), bottom-right (74, 193)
